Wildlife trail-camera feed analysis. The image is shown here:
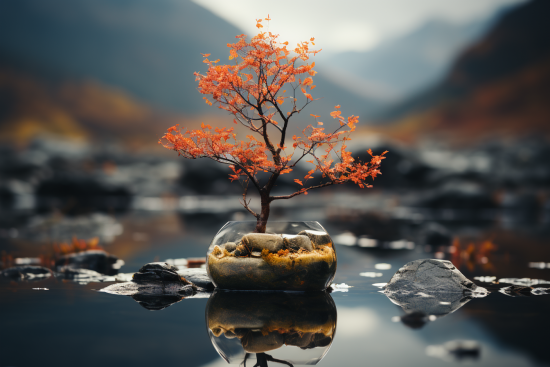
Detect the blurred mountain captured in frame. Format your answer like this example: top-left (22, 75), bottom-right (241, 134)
top-left (377, 0), bottom-right (550, 141)
top-left (0, 0), bottom-right (381, 120)
top-left (0, 65), bottom-right (189, 148)
top-left (323, 18), bottom-right (494, 103)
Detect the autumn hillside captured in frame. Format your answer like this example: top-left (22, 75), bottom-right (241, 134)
top-left (0, 66), bottom-right (202, 149)
top-left (377, 0), bottom-right (550, 142)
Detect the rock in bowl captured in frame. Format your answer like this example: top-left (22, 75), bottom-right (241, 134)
top-left (206, 221), bottom-right (337, 291)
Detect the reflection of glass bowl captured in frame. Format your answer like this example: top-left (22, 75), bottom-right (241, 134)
top-left (206, 290), bottom-right (337, 365)
top-left (206, 221), bottom-right (337, 291)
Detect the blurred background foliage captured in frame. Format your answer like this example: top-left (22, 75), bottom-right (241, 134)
top-left (0, 0), bottom-right (549, 212)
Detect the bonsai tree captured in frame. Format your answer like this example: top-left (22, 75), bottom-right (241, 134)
top-left (161, 16), bottom-right (386, 233)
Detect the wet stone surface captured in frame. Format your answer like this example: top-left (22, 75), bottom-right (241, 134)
top-left (133, 262), bottom-right (183, 283)
top-left (386, 259), bottom-right (488, 295)
top-left (0, 266), bottom-right (53, 281)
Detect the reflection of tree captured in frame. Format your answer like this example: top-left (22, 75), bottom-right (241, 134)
top-left (241, 353), bottom-right (294, 367)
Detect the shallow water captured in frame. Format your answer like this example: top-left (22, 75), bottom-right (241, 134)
top-left (1, 207), bottom-right (550, 367)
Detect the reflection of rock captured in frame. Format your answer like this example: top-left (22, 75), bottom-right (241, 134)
top-left (0, 266), bottom-right (53, 281)
top-left (131, 294), bottom-right (183, 311)
top-left (426, 340), bottom-right (481, 362)
top-left (206, 291), bottom-right (336, 365)
top-left (55, 250), bottom-right (123, 275)
top-left (384, 259), bottom-right (488, 328)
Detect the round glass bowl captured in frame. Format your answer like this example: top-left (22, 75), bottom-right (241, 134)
top-left (206, 221), bottom-right (337, 291)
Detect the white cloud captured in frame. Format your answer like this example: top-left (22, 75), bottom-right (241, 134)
top-left (191, 0), bottom-right (527, 54)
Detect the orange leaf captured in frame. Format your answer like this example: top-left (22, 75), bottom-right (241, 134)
top-left (294, 179), bottom-right (303, 186)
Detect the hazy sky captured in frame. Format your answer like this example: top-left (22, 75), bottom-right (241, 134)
top-left (192, 0), bottom-right (526, 54)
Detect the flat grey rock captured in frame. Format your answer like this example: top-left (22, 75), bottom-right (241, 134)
top-left (99, 281), bottom-right (194, 296)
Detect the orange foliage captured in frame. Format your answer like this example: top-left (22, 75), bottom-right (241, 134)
top-left (53, 237), bottom-right (102, 255)
top-left (160, 17), bottom-right (386, 229)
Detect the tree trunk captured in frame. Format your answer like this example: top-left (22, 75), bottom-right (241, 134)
top-left (254, 193), bottom-right (270, 233)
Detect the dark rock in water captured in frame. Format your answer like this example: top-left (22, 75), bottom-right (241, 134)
top-left (133, 262), bottom-right (184, 283)
top-left (55, 250), bottom-right (122, 275)
top-left (384, 259), bottom-right (487, 327)
top-left (99, 281), bottom-right (195, 297)
top-left (1, 266), bottom-right (53, 280)
top-left (177, 267), bottom-right (213, 290)
top-left (386, 259), bottom-right (488, 295)
top-left (98, 262), bottom-right (204, 309)
top-left (131, 294), bottom-right (183, 311)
